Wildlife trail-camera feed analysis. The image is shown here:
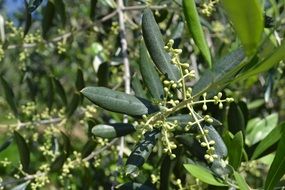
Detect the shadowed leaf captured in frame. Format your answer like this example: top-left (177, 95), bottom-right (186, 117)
top-left (126, 130), bottom-right (160, 176)
top-left (92, 123), bottom-right (136, 138)
top-left (14, 131), bottom-right (30, 173)
top-left (139, 42), bottom-right (164, 99)
top-left (42, 1), bottom-right (55, 38)
top-left (131, 73), bottom-right (147, 99)
top-left (0, 75), bottom-right (18, 117)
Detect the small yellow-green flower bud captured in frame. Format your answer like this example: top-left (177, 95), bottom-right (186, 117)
top-left (201, 142), bottom-right (207, 147)
top-left (209, 140), bottom-right (215, 145)
top-left (163, 80), bottom-right (170, 85)
top-left (204, 154), bottom-right (210, 160)
top-left (170, 154), bottom-right (176, 159)
top-left (218, 92), bottom-right (223, 98)
top-left (164, 87), bottom-right (169, 92)
top-left (203, 104), bottom-right (207, 111)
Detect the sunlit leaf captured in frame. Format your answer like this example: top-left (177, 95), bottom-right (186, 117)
top-left (183, 0), bottom-right (212, 67)
top-left (251, 122), bottom-right (285, 160)
top-left (11, 180), bottom-right (31, 190)
top-left (236, 41), bottom-right (285, 81)
top-left (221, 0), bottom-right (263, 55)
top-left (265, 132), bottom-right (285, 190)
top-left (246, 113), bottom-right (278, 146)
top-left (234, 171), bottom-right (250, 190)
top-left (81, 87), bottom-right (159, 116)
top-left (228, 132), bottom-right (243, 169)
top-left (184, 164), bottom-right (227, 186)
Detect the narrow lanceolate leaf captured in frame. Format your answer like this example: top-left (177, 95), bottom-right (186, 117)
top-left (28, 0), bottom-right (43, 13)
top-left (265, 132), bottom-right (285, 190)
top-left (160, 155), bottom-right (177, 190)
top-left (251, 122), bottom-right (285, 160)
top-left (42, 1), bottom-right (55, 38)
top-left (228, 131), bottom-right (243, 170)
top-left (184, 164), bottom-right (227, 186)
top-left (142, 9), bottom-right (180, 81)
top-left (126, 130), bottom-right (160, 176)
top-left (92, 123), bottom-right (136, 138)
top-left (75, 68), bottom-right (85, 92)
top-left (246, 113), bottom-right (278, 146)
top-left (54, 0), bottom-right (66, 26)
top-left (14, 131), bottom-right (30, 173)
top-left (227, 102), bottom-right (245, 135)
top-left (139, 42), bottom-right (164, 99)
top-left (81, 87), bottom-right (159, 116)
top-left (212, 48), bottom-right (245, 83)
top-left (50, 154), bottom-right (66, 172)
top-left (24, 2), bottom-right (32, 36)
top-left (61, 131), bottom-right (72, 156)
top-left (192, 48), bottom-right (245, 97)
top-left (52, 77), bottom-right (67, 106)
top-left (131, 73), bottom-right (147, 99)
top-left (81, 139), bottom-right (97, 158)
top-left (236, 41), bottom-right (285, 81)
top-left (183, 0), bottom-right (212, 67)
top-left (90, 0), bottom-right (98, 20)
top-left (67, 92), bottom-right (80, 118)
top-left (0, 137), bottom-right (13, 152)
top-left (0, 76), bottom-right (18, 117)
top-left (47, 76), bottom-right (54, 109)
top-left (11, 180), bottom-right (31, 190)
top-left (221, 0), bottom-right (263, 55)
top-left (233, 171), bottom-right (250, 190)
top-left (97, 62), bottom-right (109, 87)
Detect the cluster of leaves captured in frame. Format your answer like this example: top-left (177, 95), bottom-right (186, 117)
top-left (0, 0), bottom-right (285, 189)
